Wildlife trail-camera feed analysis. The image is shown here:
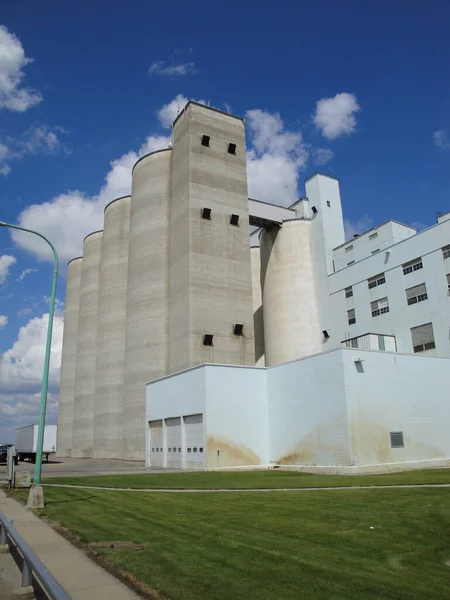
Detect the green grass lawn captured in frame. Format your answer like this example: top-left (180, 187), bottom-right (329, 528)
top-left (43, 467), bottom-right (450, 490)
top-left (12, 485), bottom-right (450, 600)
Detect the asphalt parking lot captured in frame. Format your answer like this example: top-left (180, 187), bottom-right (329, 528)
top-left (0, 456), bottom-right (173, 481)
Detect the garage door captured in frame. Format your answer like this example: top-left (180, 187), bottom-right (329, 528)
top-left (149, 420), bottom-right (164, 468)
top-left (184, 414), bottom-right (204, 470)
top-left (165, 417), bottom-right (182, 469)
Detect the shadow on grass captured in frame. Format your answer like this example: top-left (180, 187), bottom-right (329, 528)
top-left (45, 494), bottom-right (97, 505)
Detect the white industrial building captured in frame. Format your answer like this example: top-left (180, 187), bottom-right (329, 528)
top-left (57, 101), bottom-right (450, 473)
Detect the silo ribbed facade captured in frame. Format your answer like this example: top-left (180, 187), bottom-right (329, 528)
top-left (72, 230), bottom-right (103, 458)
top-left (93, 196), bottom-right (131, 459)
top-left (56, 257), bottom-right (83, 457)
top-left (260, 220), bottom-right (321, 366)
top-left (123, 150), bottom-right (171, 461)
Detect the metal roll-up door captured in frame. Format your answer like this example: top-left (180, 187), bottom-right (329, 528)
top-left (149, 420), bottom-right (164, 468)
top-left (184, 414), bottom-right (204, 470)
top-left (165, 417), bottom-right (182, 469)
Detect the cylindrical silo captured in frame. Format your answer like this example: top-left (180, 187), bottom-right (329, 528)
top-left (56, 256), bottom-right (83, 457)
top-left (260, 220), bottom-right (322, 366)
top-left (93, 196), bottom-right (131, 459)
top-left (72, 230), bottom-right (103, 458)
top-left (250, 246), bottom-right (265, 367)
top-left (123, 149), bottom-right (171, 461)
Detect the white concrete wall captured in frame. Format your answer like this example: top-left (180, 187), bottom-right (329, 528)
top-left (146, 364), bottom-right (268, 469)
top-left (329, 217), bottom-right (450, 357)
top-left (267, 351), bottom-right (351, 467)
top-left (204, 365), bottom-right (268, 468)
top-left (342, 349), bottom-right (450, 470)
top-left (306, 174), bottom-right (345, 347)
top-left (333, 221), bottom-right (416, 271)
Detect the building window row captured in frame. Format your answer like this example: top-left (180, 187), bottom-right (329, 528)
top-left (411, 322), bottom-right (435, 353)
top-left (406, 283), bottom-right (428, 305)
top-left (371, 297), bottom-right (389, 317)
top-left (369, 232), bottom-right (378, 240)
top-left (345, 286), bottom-right (353, 298)
top-left (403, 257), bottom-right (423, 275)
top-left (347, 308), bottom-right (356, 325)
top-left (201, 207), bottom-right (240, 226)
top-left (368, 272), bottom-right (386, 289)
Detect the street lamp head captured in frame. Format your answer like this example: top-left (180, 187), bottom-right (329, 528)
top-left (0, 221), bottom-right (7, 227)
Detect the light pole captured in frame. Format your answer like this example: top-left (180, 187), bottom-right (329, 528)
top-left (0, 221), bottom-right (59, 508)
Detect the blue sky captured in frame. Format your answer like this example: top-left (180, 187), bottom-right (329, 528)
top-left (1, 0), bottom-right (450, 441)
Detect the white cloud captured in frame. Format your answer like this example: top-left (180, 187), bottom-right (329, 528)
top-left (0, 25), bottom-right (42, 112)
top-left (17, 267), bottom-right (39, 282)
top-left (17, 307), bottom-right (32, 317)
top-left (0, 254), bottom-right (17, 284)
top-left (157, 94), bottom-right (206, 128)
top-left (12, 133), bottom-right (171, 262)
top-left (246, 109), bottom-right (308, 206)
top-left (344, 215), bottom-right (374, 240)
top-left (314, 93), bottom-right (360, 140)
top-left (43, 296), bottom-right (65, 315)
top-left (0, 315), bottom-right (7, 328)
top-left (0, 312), bottom-right (64, 393)
top-left (433, 129), bottom-right (450, 150)
top-left (149, 61), bottom-right (197, 76)
top-left (313, 148), bottom-right (334, 166)
top-left (0, 126), bottom-right (69, 175)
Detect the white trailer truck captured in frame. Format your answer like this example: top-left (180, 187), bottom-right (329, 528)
top-left (15, 425), bottom-right (57, 463)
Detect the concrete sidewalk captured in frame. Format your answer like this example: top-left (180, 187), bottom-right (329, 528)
top-left (0, 490), bottom-right (140, 599)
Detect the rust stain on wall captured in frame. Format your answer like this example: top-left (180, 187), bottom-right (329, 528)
top-left (349, 415), bottom-right (447, 465)
top-left (206, 435), bottom-right (260, 468)
top-left (276, 419), bottom-right (349, 466)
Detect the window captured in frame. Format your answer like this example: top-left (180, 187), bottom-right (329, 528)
top-left (369, 232), bottom-right (378, 240)
top-left (311, 206), bottom-right (318, 214)
top-left (173, 447), bottom-right (176, 452)
top-left (351, 338), bottom-right (358, 348)
top-left (368, 273), bottom-right (386, 289)
top-left (378, 335), bottom-right (386, 351)
top-left (390, 431), bottom-right (404, 448)
top-left (347, 260), bottom-right (355, 266)
top-left (234, 323), bottom-right (244, 336)
top-left (345, 286), bottom-right (353, 298)
top-left (403, 258), bottom-right (423, 275)
top-left (406, 283), bottom-right (428, 305)
top-left (201, 207), bottom-right (212, 220)
top-left (327, 201), bottom-right (331, 207)
top-left (203, 334), bottom-right (214, 346)
top-left (193, 447), bottom-right (198, 453)
top-left (442, 245), bottom-right (450, 259)
top-left (411, 322), bottom-right (435, 353)
top-left (187, 448), bottom-right (192, 453)
top-left (345, 245), bottom-right (354, 252)
top-left (228, 143), bottom-right (236, 154)
top-left (201, 135), bottom-right (210, 147)
top-left (230, 214), bottom-right (239, 226)
top-left (347, 308), bottom-right (356, 325)
top-left (447, 273), bottom-right (450, 293)
top-left (371, 297), bottom-right (389, 317)
top-left (199, 448), bottom-right (204, 453)
top-left (371, 249), bottom-right (380, 254)
top-left (168, 448), bottom-right (171, 452)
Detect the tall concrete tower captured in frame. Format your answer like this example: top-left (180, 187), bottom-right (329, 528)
top-left (168, 102), bottom-right (255, 373)
top-left (56, 256), bottom-right (83, 457)
top-left (123, 150), bottom-right (171, 461)
top-left (94, 196), bottom-right (131, 459)
top-left (72, 230), bottom-right (103, 458)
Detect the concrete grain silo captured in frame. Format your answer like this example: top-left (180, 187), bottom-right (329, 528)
top-left (56, 257), bottom-right (83, 457)
top-left (250, 247), bottom-right (265, 366)
top-left (260, 220), bottom-right (321, 366)
top-left (123, 149), bottom-right (172, 461)
top-left (93, 196), bottom-right (131, 459)
top-left (71, 230), bottom-right (103, 458)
